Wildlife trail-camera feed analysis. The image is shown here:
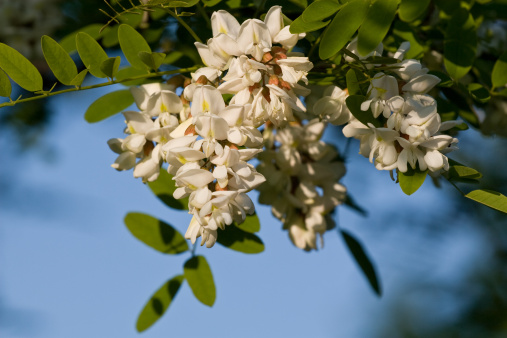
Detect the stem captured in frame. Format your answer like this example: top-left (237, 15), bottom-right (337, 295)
top-left (196, 3), bottom-right (211, 29)
top-left (191, 242), bottom-right (197, 257)
top-left (0, 66), bottom-right (199, 109)
top-left (308, 33), bottom-right (323, 59)
top-left (166, 10), bottom-right (202, 43)
top-left (445, 177), bottom-right (466, 196)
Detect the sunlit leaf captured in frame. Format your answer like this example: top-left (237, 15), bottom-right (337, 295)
top-left (448, 163), bottom-right (482, 183)
top-left (147, 169), bottom-right (189, 210)
top-left (124, 212), bottom-right (189, 254)
top-left (76, 32), bottom-right (109, 78)
top-left (41, 36), bottom-right (78, 86)
top-left (84, 90), bottom-right (134, 123)
top-left (492, 51), bottom-right (507, 89)
top-left (345, 95), bottom-right (381, 127)
top-left (100, 56), bottom-right (121, 79)
top-left (59, 24), bottom-right (104, 54)
top-left (217, 225), bottom-right (264, 254)
top-left (70, 69), bottom-right (89, 87)
top-left (341, 230), bottom-right (381, 296)
top-left (466, 190), bottom-right (507, 214)
top-left (138, 51), bottom-right (166, 71)
top-left (289, 16), bottom-right (330, 34)
top-left (319, 0), bottom-right (371, 59)
top-left (234, 214), bottom-right (260, 233)
top-left (136, 275), bottom-right (184, 332)
top-left (0, 43), bottom-right (43, 92)
top-left (184, 256), bottom-right (216, 306)
top-left (398, 168), bottom-right (428, 195)
top-left (0, 68), bottom-right (12, 98)
top-left (302, 0), bottom-right (342, 22)
top-left (357, 0), bottom-right (398, 56)
top-left (118, 24), bottom-right (152, 70)
top-left (398, 0), bottom-right (430, 22)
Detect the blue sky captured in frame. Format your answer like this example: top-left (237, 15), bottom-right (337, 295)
top-left (0, 80), bottom-right (497, 337)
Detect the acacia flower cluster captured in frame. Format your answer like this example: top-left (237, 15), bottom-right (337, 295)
top-left (107, 6), bottom-right (317, 249)
top-left (257, 120), bottom-right (347, 251)
top-left (313, 42), bottom-right (461, 175)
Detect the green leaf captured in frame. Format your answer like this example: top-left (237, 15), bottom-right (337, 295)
top-left (0, 68), bottom-right (12, 98)
top-left (345, 95), bottom-right (381, 127)
top-left (41, 35), bottom-right (78, 86)
top-left (202, 0), bottom-right (222, 6)
top-left (302, 0), bottom-right (342, 22)
top-left (319, 0), bottom-right (371, 60)
top-left (492, 51), bottom-right (507, 89)
top-left (346, 68), bottom-right (368, 95)
top-left (183, 256), bottom-right (216, 307)
top-left (398, 168), bottom-right (428, 195)
top-left (392, 21), bottom-right (425, 59)
top-left (344, 194), bottom-right (368, 216)
top-left (234, 214), bottom-right (260, 233)
top-left (398, 0), bottom-right (430, 22)
top-left (448, 164), bottom-right (482, 182)
top-left (357, 0), bottom-right (398, 56)
top-left (84, 90), bottom-right (134, 123)
top-left (116, 66), bottom-right (151, 86)
top-left (289, 16), bottom-right (330, 34)
top-left (138, 51), bottom-right (166, 71)
top-left (341, 230), bottom-right (381, 296)
top-left (465, 190), bottom-right (507, 214)
top-left (100, 56), bottom-right (121, 79)
top-left (468, 83), bottom-right (491, 103)
top-left (76, 32), bottom-right (109, 78)
top-left (428, 70), bottom-right (453, 87)
top-left (148, 0), bottom-right (199, 6)
top-left (70, 69), bottom-right (89, 87)
top-left (102, 26), bottom-right (120, 48)
top-left (136, 275), bottom-right (184, 332)
top-left (0, 43), bottom-right (43, 92)
top-left (124, 212), bottom-right (189, 254)
top-left (118, 24), bottom-right (152, 70)
top-left (147, 169), bottom-right (189, 210)
top-left (216, 225), bottom-right (264, 254)
top-left (444, 8), bottom-right (477, 80)
top-left (59, 24), bottom-right (104, 54)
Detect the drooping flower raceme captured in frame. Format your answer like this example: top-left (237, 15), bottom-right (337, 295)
top-left (316, 42), bottom-right (461, 175)
top-left (107, 6), bottom-right (310, 248)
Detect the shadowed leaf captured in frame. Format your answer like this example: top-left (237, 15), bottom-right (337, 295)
top-left (184, 256), bottom-right (216, 306)
top-left (136, 275), bottom-right (184, 332)
top-left (341, 230), bottom-right (381, 296)
top-left (217, 224), bottom-right (264, 254)
top-left (124, 212), bottom-right (189, 254)
top-left (147, 169), bottom-right (188, 210)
